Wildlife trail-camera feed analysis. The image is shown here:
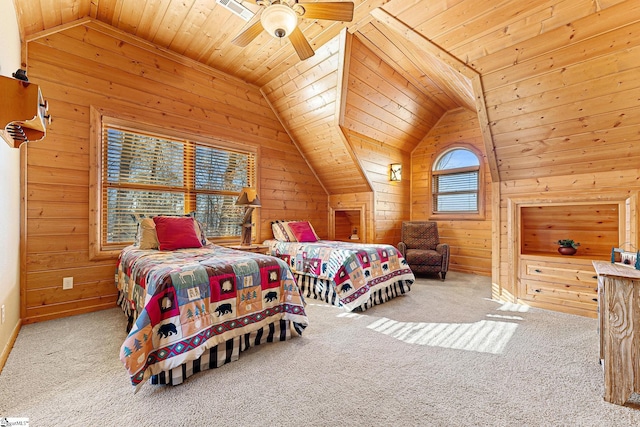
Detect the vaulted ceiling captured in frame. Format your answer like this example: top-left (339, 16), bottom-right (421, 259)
top-left (15, 1), bottom-right (468, 102)
top-left (13, 0), bottom-right (640, 185)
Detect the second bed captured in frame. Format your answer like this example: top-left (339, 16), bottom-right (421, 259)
top-left (264, 238), bottom-right (415, 311)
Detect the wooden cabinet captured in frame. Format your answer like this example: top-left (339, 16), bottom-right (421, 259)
top-left (0, 75), bottom-right (50, 148)
top-left (519, 255), bottom-right (599, 317)
top-left (329, 205), bottom-right (366, 243)
top-left (515, 201), bottom-right (625, 317)
top-left (593, 261), bottom-right (640, 407)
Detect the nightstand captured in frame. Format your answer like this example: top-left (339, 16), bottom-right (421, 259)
top-left (227, 244), bottom-right (270, 255)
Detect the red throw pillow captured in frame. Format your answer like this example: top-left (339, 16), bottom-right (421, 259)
top-left (288, 221), bottom-right (318, 242)
top-left (153, 216), bottom-right (203, 251)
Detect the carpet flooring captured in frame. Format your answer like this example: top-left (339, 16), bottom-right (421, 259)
top-left (1, 272), bottom-right (640, 426)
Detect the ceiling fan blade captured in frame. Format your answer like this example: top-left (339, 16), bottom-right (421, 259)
top-left (298, 2), bottom-right (354, 22)
top-left (231, 20), bottom-right (264, 47)
top-left (289, 26), bottom-right (315, 60)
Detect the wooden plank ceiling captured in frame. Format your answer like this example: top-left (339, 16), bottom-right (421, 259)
top-left (14, 0), bottom-right (640, 185)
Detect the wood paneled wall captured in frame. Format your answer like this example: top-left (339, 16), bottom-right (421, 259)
top-left (261, 35), bottom-right (370, 197)
top-left (354, 24), bottom-right (472, 112)
top-left (264, 31), bottom-right (422, 245)
top-left (479, 3), bottom-right (640, 182)
top-left (345, 131), bottom-right (411, 245)
top-left (22, 21), bottom-right (325, 323)
top-left (474, 3), bottom-right (640, 307)
top-left (343, 37), bottom-right (443, 153)
top-left (521, 204), bottom-right (620, 257)
top-left (411, 108), bottom-right (492, 276)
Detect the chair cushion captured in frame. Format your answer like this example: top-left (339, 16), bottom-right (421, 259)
top-left (405, 249), bottom-right (442, 266)
top-left (402, 222), bottom-right (439, 250)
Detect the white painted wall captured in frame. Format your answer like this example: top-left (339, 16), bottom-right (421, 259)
top-left (0, 0), bottom-right (23, 364)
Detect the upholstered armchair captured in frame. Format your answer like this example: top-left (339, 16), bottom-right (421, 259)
top-left (397, 221), bottom-right (450, 280)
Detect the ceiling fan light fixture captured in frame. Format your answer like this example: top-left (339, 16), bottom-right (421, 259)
top-left (261, 4), bottom-right (298, 39)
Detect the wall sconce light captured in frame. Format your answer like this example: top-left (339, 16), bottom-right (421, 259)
top-left (390, 163), bottom-right (402, 182)
top-left (235, 187), bottom-right (261, 246)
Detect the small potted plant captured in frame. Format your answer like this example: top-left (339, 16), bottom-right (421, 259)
top-left (557, 239), bottom-right (580, 255)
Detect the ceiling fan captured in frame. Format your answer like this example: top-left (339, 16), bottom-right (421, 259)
top-left (231, 1), bottom-right (355, 60)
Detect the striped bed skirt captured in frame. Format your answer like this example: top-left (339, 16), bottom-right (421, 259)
top-left (150, 319), bottom-right (292, 386)
top-left (294, 273), bottom-right (412, 311)
top-left (116, 291), bottom-right (136, 333)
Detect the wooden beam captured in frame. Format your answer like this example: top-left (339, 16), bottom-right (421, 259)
top-left (25, 17), bottom-right (93, 42)
top-left (335, 28), bottom-right (351, 128)
top-left (472, 75), bottom-right (500, 183)
top-left (259, 88), bottom-right (329, 197)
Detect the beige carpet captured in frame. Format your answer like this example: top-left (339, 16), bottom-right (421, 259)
top-left (1, 272), bottom-right (640, 426)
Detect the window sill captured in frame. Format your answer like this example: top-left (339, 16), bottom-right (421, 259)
top-left (429, 212), bottom-right (485, 221)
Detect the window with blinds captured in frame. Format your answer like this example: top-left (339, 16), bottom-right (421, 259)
top-left (101, 124), bottom-right (256, 247)
top-left (432, 148), bottom-right (480, 214)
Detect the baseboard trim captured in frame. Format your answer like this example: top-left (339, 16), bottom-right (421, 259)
top-left (0, 318), bottom-right (22, 374)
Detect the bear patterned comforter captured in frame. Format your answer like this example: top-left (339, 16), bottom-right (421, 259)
top-left (115, 244), bottom-right (308, 390)
top-left (263, 240), bottom-right (415, 311)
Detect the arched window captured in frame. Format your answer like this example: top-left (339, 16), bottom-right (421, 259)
top-left (432, 147), bottom-right (481, 215)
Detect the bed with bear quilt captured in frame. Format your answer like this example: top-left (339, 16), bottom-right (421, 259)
top-left (115, 244), bottom-right (308, 391)
top-left (263, 239), bottom-right (415, 312)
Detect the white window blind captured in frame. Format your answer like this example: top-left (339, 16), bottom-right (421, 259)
top-left (432, 170), bottom-right (479, 212)
top-left (432, 148), bottom-right (480, 214)
top-left (102, 124), bottom-right (255, 246)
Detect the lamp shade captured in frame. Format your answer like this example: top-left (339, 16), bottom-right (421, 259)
top-left (235, 187), bottom-right (261, 207)
top-left (261, 4), bottom-right (298, 38)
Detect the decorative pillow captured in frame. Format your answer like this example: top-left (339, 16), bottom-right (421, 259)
top-left (288, 221), bottom-right (318, 242)
top-left (153, 216), bottom-right (203, 250)
top-left (271, 220), bottom-right (297, 242)
top-left (298, 220), bottom-right (320, 241)
top-left (138, 218), bottom-right (160, 249)
top-left (135, 213), bottom-right (208, 249)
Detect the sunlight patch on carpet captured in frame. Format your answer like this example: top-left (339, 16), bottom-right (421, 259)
top-left (337, 312), bottom-right (365, 319)
top-left (484, 298), bottom-right (531, 313)
top-left (366, 317), bottom-right (518, 354)
top-left (486, 314), bottom-right (523, 320)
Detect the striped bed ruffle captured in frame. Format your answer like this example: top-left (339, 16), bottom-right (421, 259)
top-left (116, 290), bottom-right (135, 332)
top-left (150, 319), bottom-right (292, 386)
top-left (294, 273), bottom-right (412, 311)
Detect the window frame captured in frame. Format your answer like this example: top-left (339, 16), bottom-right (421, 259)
top-left (89, 106), bottom-right (259, 260)
top-left (429, 145), bottom-right (485, 221)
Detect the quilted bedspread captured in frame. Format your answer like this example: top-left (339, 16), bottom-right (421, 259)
top-left (115, 244), bottom-right (308, 389)
top-left (263, 240), bottom-right (415, 311)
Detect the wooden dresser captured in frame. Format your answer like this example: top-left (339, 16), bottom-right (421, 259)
top-left (593, 261), bottom-right (640, 407)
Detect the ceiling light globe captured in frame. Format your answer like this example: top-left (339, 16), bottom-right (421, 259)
top-left (261, 4), bottom-right (298, 39)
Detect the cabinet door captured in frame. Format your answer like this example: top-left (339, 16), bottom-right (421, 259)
top-left (519, 258), bottom-right (598, 316)
top-left (521, 259), bottom-right (598, 285)
top-left (520, 278), bottom-right (599, 308)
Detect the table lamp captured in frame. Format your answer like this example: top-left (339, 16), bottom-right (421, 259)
top-left (235, 187), bottom-right (261, 246)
